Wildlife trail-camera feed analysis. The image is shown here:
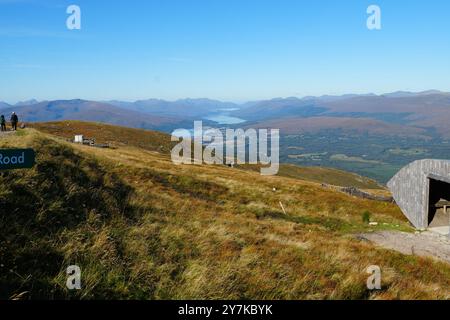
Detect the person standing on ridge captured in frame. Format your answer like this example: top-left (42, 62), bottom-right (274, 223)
top-left (0, 115), bottom-right (6, 132)
top-left (10, 112), bottom-right (18, 131)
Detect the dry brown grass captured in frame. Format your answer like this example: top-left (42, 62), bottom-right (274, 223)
top-left (239, 163), bottom-right (383, 190)
top-left (29, 120), bottom-right (175, 153)
top-left (1, 126), bottom-right (449, 300)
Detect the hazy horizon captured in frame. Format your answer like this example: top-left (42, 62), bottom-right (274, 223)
top-left (3, 88), bottom-right (450, 106)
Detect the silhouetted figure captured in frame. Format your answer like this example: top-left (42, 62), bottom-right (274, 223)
top-left (10, 112), bottom-right (18, 131)
top-left (0, 115), bottom-right (6, 132)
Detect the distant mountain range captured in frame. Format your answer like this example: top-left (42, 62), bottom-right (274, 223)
top-left (1, 90), bottom-right (450, 138)
top-left (0, 101), bottom-right (11, 109)
top-left (106, 98), bottom-right (238, 118)
top-left (237, 91), bottom-right (450, 138)
top-left (0, 98), bottom-right (239, 131)
top-left (0, 100), bottom-right (181, 131)
top-left (15, 99), bottom-right (42, 106)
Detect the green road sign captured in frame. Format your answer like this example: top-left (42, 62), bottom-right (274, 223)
top-left (0, 149), bottom-right (36, 170)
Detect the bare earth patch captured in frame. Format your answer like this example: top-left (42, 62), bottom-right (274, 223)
top-left (359, 230), bottom-right (450, 264)
top-left (0, 131), bottom-right (15, 138)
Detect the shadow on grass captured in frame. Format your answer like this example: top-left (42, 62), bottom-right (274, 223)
top-left (0, 138), bottom-right (134, 299)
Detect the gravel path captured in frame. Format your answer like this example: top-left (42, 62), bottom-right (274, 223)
top-left (0, 131), bottom-right (14, 138)
top-left (359, 230), bottom-right (450, 264)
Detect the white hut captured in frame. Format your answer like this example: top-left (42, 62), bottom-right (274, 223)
top-left (74, 135), bottom-right (84, 143)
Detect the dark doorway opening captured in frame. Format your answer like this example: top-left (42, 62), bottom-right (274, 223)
top-left (428, 178), bottom-right (450, 227)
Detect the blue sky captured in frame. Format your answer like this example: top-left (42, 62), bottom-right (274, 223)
top-left (1, 0), bottom-right (450, 103)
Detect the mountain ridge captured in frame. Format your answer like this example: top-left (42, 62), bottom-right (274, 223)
top-left (3, 90), bottom-right (450, 138)
top-left (0, 99), bottom-right (183, 131)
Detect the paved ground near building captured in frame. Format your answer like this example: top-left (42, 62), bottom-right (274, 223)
top-left (359, 230), bottom-right (450, 264)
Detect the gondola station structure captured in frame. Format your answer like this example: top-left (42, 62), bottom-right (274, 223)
top-left (388, 159), bottom-right (450, 234)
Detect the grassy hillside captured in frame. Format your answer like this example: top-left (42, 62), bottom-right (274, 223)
top-left (29, 121), bottom-right (175, 153)
top-left (30, 121), bottom-right (383, 190)
top-left (0, 125), bottom-right (449, 300)
top-left (239, 163), bottom-right (383, 190)
top-left (277, 164), bottom-right (383, 189)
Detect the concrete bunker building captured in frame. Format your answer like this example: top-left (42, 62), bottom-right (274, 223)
top-left (388, 159), bottom-right (450, 231)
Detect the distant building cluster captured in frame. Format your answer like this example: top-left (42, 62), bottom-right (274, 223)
top-left (73, 135), bottom-right (110, 149)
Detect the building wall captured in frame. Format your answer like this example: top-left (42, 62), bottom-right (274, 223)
top-left (388, 159), bottom-right (450, 229)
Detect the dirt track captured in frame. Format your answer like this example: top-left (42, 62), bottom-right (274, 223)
top-left (0, 131), bottom-right (14, 138)
top-left (359, 230), bottom-right (450, 264)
